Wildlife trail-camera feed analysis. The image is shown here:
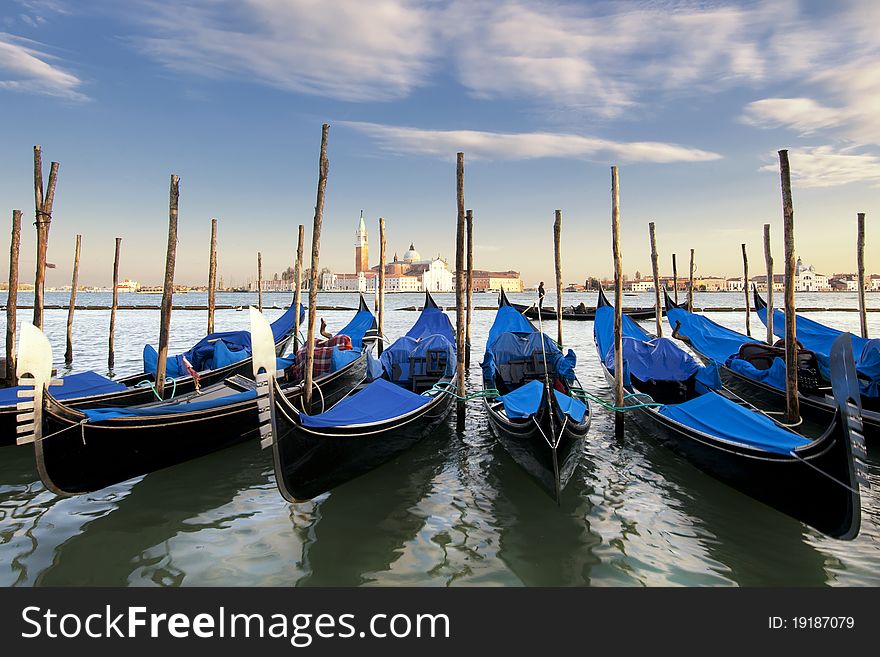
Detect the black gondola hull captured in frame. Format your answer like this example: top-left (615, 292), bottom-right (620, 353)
top-left (270, 379), bottom-right (457, 501)
top-left (34, 354), bottom-right (367, 495)
top-left (511, 302), bottom-right (660, 322)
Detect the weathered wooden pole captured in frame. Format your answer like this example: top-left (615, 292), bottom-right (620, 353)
top-left (5, 210), bottom-right (21, 386)
top-left (108, 237), bottom-right (121, 372)
top-left (156, 175), bottom-right (180, 398)
top-left (303, 124), bottom-right (330, 410)
top-left (465, 209), bottom-right (474, 368)
top-left (672, 253), bottom-right (679, 304)
top-left (378, 217), bottom-right (386, 356)
top-left (778, 150), bottom-right (799, 424)
top-left (648, 222), bottom-right (662, 337)
top-left (455, 153), bottom-right (467, 430)
top-left (63, 234), bottom-right (81, 367)
top-left (688, 248), bottom-right (695, 311)
top-left (553, 210), bottom-right (564, 346)
top-left (611, 167), bottom-right (624, 437)
top-left (764, 223), bottom-right (774, 345)
top-left (207, 217), bottom-right (218, 334)
top-left (33, 146), bottom-right (59, 330)
top-left (857, 212), bottom-right (868, 339)
top-left (257, 251), bottom-right (263, 312)
top-left (741, 242), bottom-right (751, 337)
top-left (292, 224), bottom-right (304, 352)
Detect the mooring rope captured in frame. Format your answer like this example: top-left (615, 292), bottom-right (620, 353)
top-left (135, 376), bottom-right (178, 401)
top-left (568, 386), bottom-right (663, 412)
top-left (422, 380), bottom-right (499, 400)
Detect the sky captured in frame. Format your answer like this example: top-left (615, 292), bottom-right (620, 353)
top-left (0, 0), bottom-right (878, 288)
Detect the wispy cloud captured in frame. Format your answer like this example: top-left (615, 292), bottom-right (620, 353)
top-left (0, 33), bottom-right (87, 100)
top-left (758, 146), bottom-right (880, 188)
top-left (342, 121), bottom-right (721, 163)
top-left (742, 98), bottom-right (842, 134)
top-left (129, 0), bottom-right (437, 102)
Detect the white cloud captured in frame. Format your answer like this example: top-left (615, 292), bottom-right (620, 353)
top-left (742, 98), bottom-right (842, 134)
top-left (342, 121), bottom-right (721, 163)
top-left (0, 33), bottom-right (87, 100)
top-left (758, 146), bottom-right (880, 188)
top-left (130, 0), bottom-right (437, 102)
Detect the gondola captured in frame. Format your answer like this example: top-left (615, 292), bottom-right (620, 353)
top-left (14, 299), bottom-right (376, 495)
top-left (482, 289), bottom-right (591, 503)
top-left (595, 287), bottom-right (866, 539)
top-left (511, 298), bottom-right (660, 321)
top-left (664, 290), bottom-right (879, 440)
top-left (0, 303), bottom-right (303, 447)
top-left (258, 291), bottom-right (457, 501)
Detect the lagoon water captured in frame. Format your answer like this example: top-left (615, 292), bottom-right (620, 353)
top-left (1, 290), bottom-right (879, 586)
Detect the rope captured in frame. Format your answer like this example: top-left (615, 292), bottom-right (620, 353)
top-left (568, 386), bottom-right (663, 412)
top-left (135, 376), bottom-right (177, 401)
top-left (788, 449), bottom-right (861, 495)
top-left (422, 381), bottom-right (499, 400)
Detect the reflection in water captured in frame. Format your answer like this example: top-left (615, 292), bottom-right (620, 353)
top-left (1, 291), bottom-right (878, 586)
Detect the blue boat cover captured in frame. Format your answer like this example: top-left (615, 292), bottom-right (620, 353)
top-left (337, 305), bottom-right (377, 351)
top-left (554, 389), bottom-right (587, 423)
top-left (757, 305), bottom-right (880, 397)
top-left (487, 303), bottom-right (536, 348)
top-left (380, 334), bottom-right (456, 381)
top-left (379, 336), bottom-right (419, 381)
top-left (498, 379), bottom-right (544, 419)
top-left (667, 306), bottom-right (785, 391)
top-left (365, 350), bottom-right (384, 381)
top-left (299, 378), bottom-right (429, 428)
top-left (0, 371), bottom-right (127, 408)
top-left (331, 346), bottom-right (361, 372)
top-left (405, 304), bottom-right (455, 341)
top-left (81, 389), bottom-right (258, 422)
top-left (593, 304), bottom-right (652, 367)
top-left (659, 392), bottom-right (809, 455)
top-left (483, 331), bottom-right (576, 383)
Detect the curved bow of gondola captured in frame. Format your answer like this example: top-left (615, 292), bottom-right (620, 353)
top-left (499, 287), bottom-right (513, 308)
top-left (596, 286), bottom-right (611, 308)
top-left (663, 287), bottom-right (681, 311)
top-left (753, 287), bottom-right (767, 311)
top-left (424, 290), bottom-right (440, 310)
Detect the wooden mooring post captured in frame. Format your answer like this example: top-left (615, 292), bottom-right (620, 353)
top-left (108, 237), bottom-right (121, 372)
top-left (378, 217), bottom-right (386, 356)
top-left (257, 252), bottom-right (263, 312)
top-left (688, 248), bottom-right (695, 312)
top-left (764, 224), bottom-right (774, 345)
top-left (64, 234), bottom-right (81, 367)
top-left (466, 209), bottom-right (473, 368)
top-left (553, 210), bottom-right (564, 346)
top-left (33, 146), bottom-right (59, 330)
top-left (672, 253), bottom-right (678, 305)
top-left (778, 150), bottom-right (799, 424)
top-left (741, 242), bottom-right (751, 337)
top-left (611, 167), bottom-right (624, 437)
top-left (304, 124), bottom-right (330, 410)
top-left (648, 222), bottom-right (661, 337)
top-left (293, 224), bottom-right (304, 352)
top-left (857, 212), bottom-right (868, 339)
top-left (455, 152), bottom-right (467, 431)
top-left (156, 175), bottom-right (180, 398)
top-left (5, 210), bottom-right (21, 386)
top-left (207, 218), bottom-right (218, 334)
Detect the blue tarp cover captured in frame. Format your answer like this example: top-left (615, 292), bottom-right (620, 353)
top-left (553, 389), bottom-right (587, 423)
top-left (405, 305), bottom-right (455, 341)
top-left (659, 391), bottom-right (810, 455)
top-left (605, 336), bottom-right (701, 383)
top-left (498, 379), bottom-right (544, 419)
top-left (0, 371), bottom-right (126, 408)
top-left (667, 306), bottom-right (785, 391)
top-left (379, 336), bottom-right (419, 381)
top-left (299, 378), bottom-right (429, 428)
top-left (336, 306), bottom-right (376, 351)
top-left (487, 304), bottom-right (536, 348)
top-left (757, 305), bottom-right (880, 396)
top-left (81, 389), bottom-right (258, 422)
top-left (483, 331), bottom-right (576, 383)
top-left (593, 305), bottom-right (652, 367)
top-left (380, 334), bottom-right (456, 381)
top-left (331, 346), bottom-right (361, 372)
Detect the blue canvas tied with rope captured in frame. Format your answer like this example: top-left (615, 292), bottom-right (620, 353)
top-left (299, 378), bottom-right (430, 428)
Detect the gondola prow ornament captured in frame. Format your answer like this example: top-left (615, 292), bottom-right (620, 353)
top-left (16, 322), bottom-right (58, 446)
top-left (250, 306), bottom-right (280, 451)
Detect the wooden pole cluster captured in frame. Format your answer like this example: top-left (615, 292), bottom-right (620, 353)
top-left (611, 167), bottom-right (624, 437)
top-left (672, 253), bottom-right (678, 304)
top-left (378, 217), bottom-right (386, 356)
top-left (304, 124), bottom-right (330, 409)
top-left (257, 252), bottom-right (263, 312)
top-left (207, 218), bottom-right (218, 334)
top-left (687, 249), bottom-right (695, 311)
top-left (778, 150), bottom-right (799, 424)
top-left (455, 153), bottom-right (467, 429)
top-left (648, 222), bottom-right (661, 337)
top-left (764, 224), bottom-right (774, 345)
top-left (6, 210), bottom-right (21, 386)
top-left (63, 234), bottom-right (81, 367)
top-left (108, 237), bottom-right (121, 372)
top-left (741, 243), bottom-right (751, 337)
top-left (293, 224), bottom-right (304, 352)
top-left (32, 145), bottom-right (60, 330)
top-left (156, 175), bottom-right (180, 398)
top-left (465, 209), bottom-right (473, 368)
top-left (553, 210), bottom-right (563, 346)
top-left (857, 212), bottom-right (868, 339)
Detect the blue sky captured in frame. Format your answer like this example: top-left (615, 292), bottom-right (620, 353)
top-left (0, 0), bottom-right (878, 287)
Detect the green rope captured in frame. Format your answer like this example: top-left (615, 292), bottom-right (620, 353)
top-left (135, 376), bottom-right (178, 401)
top-left (421, 381), bottom-right (500, 401)
top-left (568, 386), bottom-right (662, 412)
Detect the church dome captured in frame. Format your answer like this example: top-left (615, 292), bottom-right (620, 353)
top-left (403, 243), bottom-right (420, 263)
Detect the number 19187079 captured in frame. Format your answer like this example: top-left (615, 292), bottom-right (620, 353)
top-left (769, 616), bottom-right (855, 629)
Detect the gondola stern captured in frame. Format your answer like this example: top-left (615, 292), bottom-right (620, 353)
top-left (596, 287), bottom-right (611, 308)
top-left (753, 287), bottom-right (767, 311)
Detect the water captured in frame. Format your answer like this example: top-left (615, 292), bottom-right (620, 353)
top-left (1, 291), bottom-right (879, 586)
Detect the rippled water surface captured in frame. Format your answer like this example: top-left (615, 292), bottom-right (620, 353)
top-left (1, 291), bottom-right (879, 586)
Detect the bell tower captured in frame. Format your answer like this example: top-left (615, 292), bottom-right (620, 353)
top-left (355, 210), bottom-right (369, 273)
